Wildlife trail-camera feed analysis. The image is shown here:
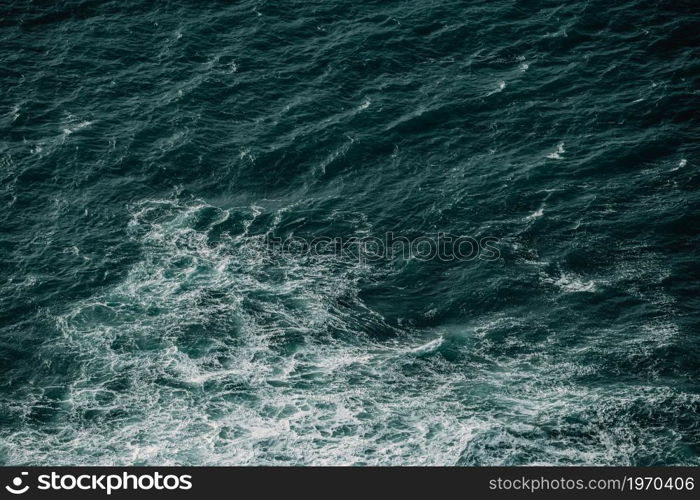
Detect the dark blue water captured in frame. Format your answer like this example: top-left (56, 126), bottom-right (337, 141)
top-left (1, 0), bottom-right (699, 465)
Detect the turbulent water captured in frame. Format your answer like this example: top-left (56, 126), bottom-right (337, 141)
top-left (1, 0), bottom-right (699, 465)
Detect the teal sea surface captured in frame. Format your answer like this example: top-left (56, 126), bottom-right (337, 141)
top-left (1, 0), bottom-right (699, 465)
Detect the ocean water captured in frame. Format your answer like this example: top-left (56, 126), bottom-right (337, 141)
top-left (1, 0), bottom-right (699, 465)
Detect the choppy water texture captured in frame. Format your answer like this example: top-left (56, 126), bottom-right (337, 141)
top-left (1, 0), bottom-right (699, 465)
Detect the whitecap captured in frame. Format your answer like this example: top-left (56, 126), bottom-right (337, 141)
top-left (63, 120), bottom-right (93, 136)
top-left (670, 158), bottom-right (687, 172)
top-left (546, 142), bottom-right (565, 159)
top-left (239, 147), bottom-right (255, 161)
top-left (543, 272), bottom-right (596, 292)
top-left (9, 104), bottom-right (20, 122)
top-left (526, 207), bottom-right (544, 220)
top-left (486, 80), bottom-right (506, 96)
top-left (407, 336), bottom-right (444, 356)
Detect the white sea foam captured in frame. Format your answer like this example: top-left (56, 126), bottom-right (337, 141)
top-left (4, 198), bottom-right (691, 466)
top-left (526, 207), bottom-right (544, 220)
top-left (546, 142), bottom-right (565, 159)
top-left (9, 104), bottom-right (20, 122)
top-left (486, 80), bottom-right (506, 96)
top-left (542, 272), bottom-right (596, 292)
top-left (62, 120), bottom-right (93, 135)
top-left (406, 336), bottom-right (444, 355)
top-left (0, 198), bottom-right (497, 465)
